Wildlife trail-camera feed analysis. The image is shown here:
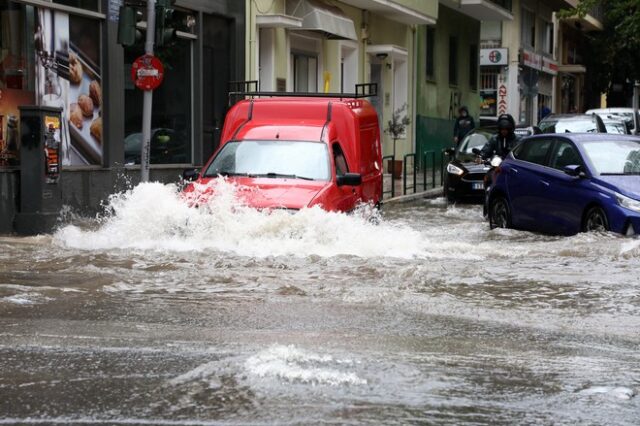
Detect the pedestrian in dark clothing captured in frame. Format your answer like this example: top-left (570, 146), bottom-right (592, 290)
top-left (453, 106), bottom-right (475, 145)
top-left (479, 113), bottom-right (521, 160)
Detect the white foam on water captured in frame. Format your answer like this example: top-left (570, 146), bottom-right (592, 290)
top-left (1, 293), bottom-right (51, 305)
top-left (244, 344), bottom-right (366, 386)
top-left (52, 181), bottom-right (433, 259)
top-left (579, 386), bottom-right (637, 400)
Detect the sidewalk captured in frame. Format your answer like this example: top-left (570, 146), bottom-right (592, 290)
top-left (382, 170), bottom-right (443, 204)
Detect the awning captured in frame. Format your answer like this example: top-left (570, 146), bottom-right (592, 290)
top-left (286, 0), bottom-right (358, 41)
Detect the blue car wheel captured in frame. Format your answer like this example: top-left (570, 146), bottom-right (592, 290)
top-left (582, 206), bottom-right (609, 232)
top-left (489, 196), bottom-right (512, 229)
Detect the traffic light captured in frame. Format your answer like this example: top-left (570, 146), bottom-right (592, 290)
top-left (117, 6), bottom-right (143, 46)
top-left (155, 1), bottom-right (178, 47)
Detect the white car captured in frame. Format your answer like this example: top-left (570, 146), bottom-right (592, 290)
top-left (585, 108), bottom-right (639, 134)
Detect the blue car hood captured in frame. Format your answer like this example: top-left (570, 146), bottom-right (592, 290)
top-left (596, 175), bottom-right (640, 200)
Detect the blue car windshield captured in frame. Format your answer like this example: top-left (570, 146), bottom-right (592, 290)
top-left (204, 140), bottom-right (331, 181)
top-left (539, 119), bottom-right (598, 133)
top-left (581, 140), bottom-right (640, 175)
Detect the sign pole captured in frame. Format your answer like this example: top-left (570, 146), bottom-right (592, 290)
top-left (140, 0), bottom-right (156, 183)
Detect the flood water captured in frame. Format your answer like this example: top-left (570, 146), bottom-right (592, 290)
top-left (1, 182), bottom-right (639, 425)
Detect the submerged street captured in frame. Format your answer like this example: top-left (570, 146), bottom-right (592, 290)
top-left (1, 182), bottom-right (639, 425)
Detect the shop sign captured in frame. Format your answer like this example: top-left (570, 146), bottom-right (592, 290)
top-left (131, 54), bottom-right (165, 91)
top-left (521, 49), bottom-right (541, 70)
top-left (541, 57), bottom-right (558, 76)
top-left (498, 84), bottom-right (508, 115)
top-left (480, 48), bottom-right (508, 66)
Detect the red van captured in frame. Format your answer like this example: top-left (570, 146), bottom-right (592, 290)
top-left (183, 94), bottom-right (382, 212)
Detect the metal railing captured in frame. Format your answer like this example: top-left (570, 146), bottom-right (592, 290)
top-left (382, 154), bottom-right (395, 199)
top-left (403, 153), bottom-right (416, 195)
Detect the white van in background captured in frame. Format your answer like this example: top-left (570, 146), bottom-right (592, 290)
top-left (585, 108), bottom-right (640, 134)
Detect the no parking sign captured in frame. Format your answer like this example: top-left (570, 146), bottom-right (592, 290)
top-left (131, 54), bottom-right (164, 91)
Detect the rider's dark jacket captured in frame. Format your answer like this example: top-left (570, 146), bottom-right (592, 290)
top-left (480, 132), bottom-right (521, 159)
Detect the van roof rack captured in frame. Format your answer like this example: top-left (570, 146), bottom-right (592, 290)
top-left (228, 81), bottom-right (377, 105)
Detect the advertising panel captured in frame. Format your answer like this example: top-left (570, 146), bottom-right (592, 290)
top-left (34, 9), bottom-right (102, 166)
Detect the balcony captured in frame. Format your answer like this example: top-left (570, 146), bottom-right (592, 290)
top-left (560, 0), bottom-right (603, 31)
top-left (338, 0), bottom-right (437, 25)
top-left (440, 0), bottom-right (513, 21)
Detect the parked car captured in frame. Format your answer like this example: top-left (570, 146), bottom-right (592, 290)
top-left (444, 127), bottom-right (496, 203)
top-left (486, 134), bottom-right (640, 236)
top-left (538, 113), bottom-right (607, 134)
top-left (602, 118), bottom-right (630, 135)
top-left (182, 96), bottom-right (382, 212)
top-left (586, 107), bottom-right (639, 134)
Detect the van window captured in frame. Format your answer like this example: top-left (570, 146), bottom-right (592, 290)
top-left (333, 143), bottom-right (348, 176)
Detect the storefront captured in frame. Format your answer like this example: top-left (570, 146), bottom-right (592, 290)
top-left (479, 48), bottom-right (508, 118)
top-left (0, 0), bottom-right (245, 233)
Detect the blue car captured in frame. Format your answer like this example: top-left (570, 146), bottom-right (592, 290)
top-left (487, 134), bottom-right (640, 235)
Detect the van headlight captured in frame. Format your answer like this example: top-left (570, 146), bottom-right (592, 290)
top-left (447, 163), bottom-right (464, 176)
top-left (615, 192), bottom-right (640, 213)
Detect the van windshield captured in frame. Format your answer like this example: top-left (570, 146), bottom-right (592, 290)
top-left (203, 140), bottom-right (331, 181)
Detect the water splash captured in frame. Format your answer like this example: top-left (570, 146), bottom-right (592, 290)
top-left (54, 181), bottom-right (427, 259)
top-left (244, 344), bottom-right (366, 386)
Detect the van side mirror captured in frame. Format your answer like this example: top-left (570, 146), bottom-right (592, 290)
top-left (182, 168), bottom-right (199, 181)
top-left (563, 165), bottom-right (585, 178)
top-left (336, 173), bottom-right (362, 186)
top-left (471, 148), bottom-right (481, 155)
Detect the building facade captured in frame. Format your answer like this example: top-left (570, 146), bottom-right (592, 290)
top-left (246, 0), bottom-right (437, 161)
top-left (416, 0), bottom-right (513, 160)
top-left (0, 0), bottom-right (245, 233)
top-left (479, 0), bottom-right (602, 126)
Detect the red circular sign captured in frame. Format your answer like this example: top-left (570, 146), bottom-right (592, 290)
top-left (131, 54), bottom-right (164, 91)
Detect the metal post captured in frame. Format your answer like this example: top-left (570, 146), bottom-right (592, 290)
top-left (633, 80), bottom-right (640, 135)
top-left (140, 0), bottom-right (156, 182)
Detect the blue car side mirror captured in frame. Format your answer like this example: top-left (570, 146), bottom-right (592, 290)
top-left (563, 165), bottom-right (586, 178)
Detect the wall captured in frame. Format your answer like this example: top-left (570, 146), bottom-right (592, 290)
top-left (415, 5), bottom-right (480, 162)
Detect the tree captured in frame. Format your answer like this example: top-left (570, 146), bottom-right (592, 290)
top-left (560, 0), bottom-right (640, 104)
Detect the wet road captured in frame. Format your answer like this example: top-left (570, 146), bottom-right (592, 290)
top-left (1, 182), bottom-right (639, 425)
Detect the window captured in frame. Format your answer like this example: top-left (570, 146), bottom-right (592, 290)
top-left (514, 138), bottom-right (553, 166)
top-left (426, 27), bottom-right (435, 80)
top-left (124, 38), bottom-right (192, 165)
top-left (449, 36), bottom-right (458, 85)
top-left (469, 44), bottom-right (478, 90)
top-left (550, 140), bottom-right (582, 170)
top-left (540, 21), bottom-right (553, 55)
top-left (521, 8), bottom-right (535, 49)
top-left (333, 143), bottom-right (348, 176)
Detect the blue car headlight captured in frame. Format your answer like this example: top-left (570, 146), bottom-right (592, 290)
top-left (447, 163), bottom-right (464, 176)
top-left (615, 192), bottom-right (640, 213)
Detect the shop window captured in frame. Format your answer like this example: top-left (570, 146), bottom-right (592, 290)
top-left (124, 39), bottom-right (192, 165)
top-left (480, 68), bottom-right (499, 116)
top-left (1, 1), bottom-right (36, 167)
top-left (425, 27), bottom-right (435, 80)
top-left (449, 36), bottom-right (458, 86)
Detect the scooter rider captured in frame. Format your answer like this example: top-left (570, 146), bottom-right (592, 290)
top-left (477, 113), bottom-right (520, 162)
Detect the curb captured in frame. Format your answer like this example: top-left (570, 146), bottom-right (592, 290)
top-left (382, 187), bottom-right (443, 205)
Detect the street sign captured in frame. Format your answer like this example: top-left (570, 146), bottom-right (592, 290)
top-left (131, 54), bottom-right (164, 91)
top-left (480, 48), bottom-right (508, 66)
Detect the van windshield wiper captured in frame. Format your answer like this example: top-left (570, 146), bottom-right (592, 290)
top-left (206, 171), bottom-right (256, 177)
top-left (257, 172), bottom-right (315, 180)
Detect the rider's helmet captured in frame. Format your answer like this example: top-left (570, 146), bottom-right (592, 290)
top-left (497, 113), bottom-right (515, 133)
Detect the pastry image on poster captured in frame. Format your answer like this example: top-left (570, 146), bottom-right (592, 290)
top-left (34, 9), bottom-right (102, 166)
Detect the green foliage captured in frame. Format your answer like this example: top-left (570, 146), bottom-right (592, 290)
top-left (385, 104), bottom-right (411, 140)
top-left (560, 0), bottom-right (640, 95)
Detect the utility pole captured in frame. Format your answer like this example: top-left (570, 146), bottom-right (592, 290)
top-left (140, 0), bottom-right (156, 182)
